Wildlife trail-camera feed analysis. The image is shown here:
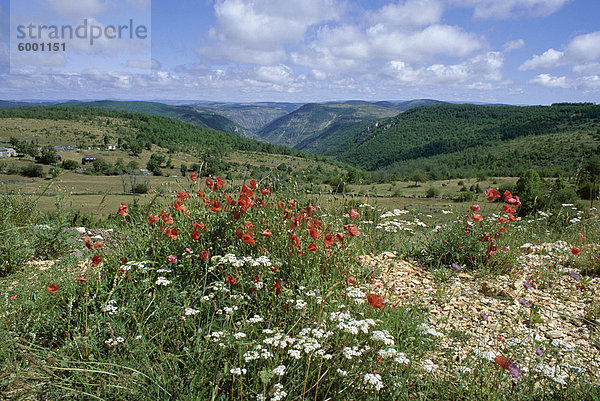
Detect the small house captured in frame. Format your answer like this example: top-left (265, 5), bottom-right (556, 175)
top-left (82, 157), bottom-right (97, 164)
top-left (0, 147), bottom-right (17, 158)
top-left (107, 145), bottom-right (117, 151)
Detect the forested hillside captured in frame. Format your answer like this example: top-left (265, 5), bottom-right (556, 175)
top-left (0, 106), bottom-right (300, 158)
top-left (327, 103), bottom-right (600, 175)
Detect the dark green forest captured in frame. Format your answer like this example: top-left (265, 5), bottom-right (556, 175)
top-left (326, 103), bottom-right (600, 176)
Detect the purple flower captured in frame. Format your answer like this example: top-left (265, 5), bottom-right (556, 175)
top-left (452, 263), bottom-right (462, 271)
top-left (523, 280), bottom-right (532, 290)
top-left (569, 272), bottom-right (582, 281)
top-left (508, 363), bottom-right (522, 379)
top-left (535, 347), bottom-right (543, 356)
top-left (481, 311), bottom-right (488, 321)
top-left (517, 298), bottom-right (531, 307)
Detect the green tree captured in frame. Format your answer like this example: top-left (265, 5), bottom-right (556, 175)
top-left (180, 163), bottom-right (188, 177)
top-left (409, 171), bottom-right (428, 187)
top-left (39, 145), bottom-right (58, 165)
top-left (515, 169), bottom-right (544, 215)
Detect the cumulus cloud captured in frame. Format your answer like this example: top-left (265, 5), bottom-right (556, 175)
top-left (519, 48), bottom-right (564, 70)
top-left (503, 39), bottom-right (525, 52)
top-left (199, 0), bottom-right (341, 64)
top-left (519, 31), bottom-right (600, 80)
top-left (370, 0), bottom-right (444, 28)
top-left (452, 0), bottom-right (571, 19)
top-left (529, 73), bottom-right (569, 88)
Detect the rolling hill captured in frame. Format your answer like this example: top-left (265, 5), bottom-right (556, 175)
top-left (60, 100), bottom-right (255, 138)
top-left (326, 103), bottom-right (600, 176)
top-left (257, 102), bottom-right (400, 148)
top-left (193, 102), bottom-right (304, 132)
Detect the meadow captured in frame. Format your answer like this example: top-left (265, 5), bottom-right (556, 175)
top-left (1, 173), bottom-right (599, 400)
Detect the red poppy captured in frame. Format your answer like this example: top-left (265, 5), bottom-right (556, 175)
top-left (485, 188), bottom-right (501, 202)
top-left (84, 236), bottom-right (94, 250)
top-left (261, 188), bottom-right (269, 196)
top-left (578, 232), bottom-right (587, 239)
top-left (323, 234), bottom-right (335, 247)
top-left (215, 176), bottom-right (225, 188)
top-left (193, 222), bottom-right (205, 230)
top-left (117, 202), bottom-right (129, 217)
top-left (94, 241), bottom-right (104, 249)
top-left (205, 178), bottom-right (213, 188)
top-left (472, 214), bottom-right (483, 222)
top-left (243, 231), bottom-right (255, 245)
top-left (572, 247), bottom-right (581, 255)
top-left (160, 210), bottom-right (173, 225)
top-left (494, 355), bottom-right (512, 370)
top-left (368, 293), bottom-right (385, 309)
top-left (336, 232), bottom-right (344, 242)
top-left (244, 221), bottom-right (255, 230)
top-left (47, 284), bottom-right (59, 292)
top-left (167, 255), bottom-right (177, 264)
top-left (507, 213), bottom-right (516, 221)
top-left (344, 224), bottom-right (360, 237)
top-left (250, 178), bottom-right (258, 190)
top-left (177, 191), bottom-right (189, 202)
top-left (481, 233), bottom-right (491, 242)
top-left (262, 229), bottom-right (272, 237)
top-left (470, 204), bottom-right (480, 212)
top-left (174, 200), bottom-right (187, 214)
top-left (273, 281), bottom-right (281, 295)
top-left (209, 200), bottom-right (222, 213)
top-left (190, 171), bottom-right (198, 183)
top-left (226, 275), bottom-right (237, 285)
top-left (200, 250), bottom-right (208, 260)
top-left (165, 228), bottom-right (178, 241)
top-left (308, 227), bottom-right (320, 239)
top-left (499, 226), bottom-right (506, 233)
top-left (348, 209), bottom-right (359, 220)
top-left (503, 190), bottom-right (513, 201)
top-left (345, 276), bottom-right (357, 286)
top-left (91, 255), bottom-right (102, 267)
top-left (307, 242), bottom-right (317, 252)
top-left (291, 234), bottom-right (300, 249)
top-left (503, 204), bottom-right (516, 213)
top-left (77, 276), bottom-right (87, 283)
top-left (191, 230), bottom-right (200, 240)
top-left (197, 189), bottom-right (204, 199)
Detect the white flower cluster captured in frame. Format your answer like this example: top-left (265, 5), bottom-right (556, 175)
top-left (270, 383), bottom-right (287, 401)
top-left (103, 300), bottom-right (119, 314)
top-left (346, 286), bottom-right (367, 304)
top-left (272, 365), bottom-right (286, 376)
top-left (184, 307), bottom-right (200, 316)
top-left (212, 254), bottom-right (273, 268)
top-left (248, 315), bottom-right (264, 324)
top-left (105, 337), bottom-right (125, 346)
top-left (380, 209), bottom-right (409, 218)
top-left (370, 330), bottom-right (395, 346)
top-left (342, 345), bottom-right (370, 360)
top-left (363, 373), bottom-right (384, 391)
top-left (119, 260), bottom-right (149, 272)
top-left (230, 367), bottom-right (247, 376)
top-left (155, 276), bottom-right (171, 286)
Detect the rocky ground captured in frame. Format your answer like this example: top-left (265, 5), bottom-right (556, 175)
top-left (367, 242), bottom-right (600, 386)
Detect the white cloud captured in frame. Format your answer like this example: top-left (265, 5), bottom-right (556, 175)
top-left (200, 0), bottom-right (341, 64)
top-left (452, 0), bottom-right (571, 19)
top-left (503, 39), bottom-right (525, 52)
top-left (371, 0), bottom-right (444, 28)
top-left (529, 73), bottom-right (569, 88)
top-left (519, 48), bottom-right (564, 70)
top-left (520, 31), bottom-right (600, 70)
top-left (384, 51), bottom-right (504, 86)
top-left (565, 31), bottom-right (600, 62)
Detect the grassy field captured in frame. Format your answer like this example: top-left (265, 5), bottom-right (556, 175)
top-left (1, 175), bottom-right (598, 400)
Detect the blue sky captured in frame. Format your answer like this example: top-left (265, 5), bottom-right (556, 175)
top-left (1, 0), bottom-right (599, 104)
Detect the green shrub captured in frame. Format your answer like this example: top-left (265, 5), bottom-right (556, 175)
top-left (426, 187), bottom-right (440, 198)
top-left (20, 163), bottom-right (44, 177)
